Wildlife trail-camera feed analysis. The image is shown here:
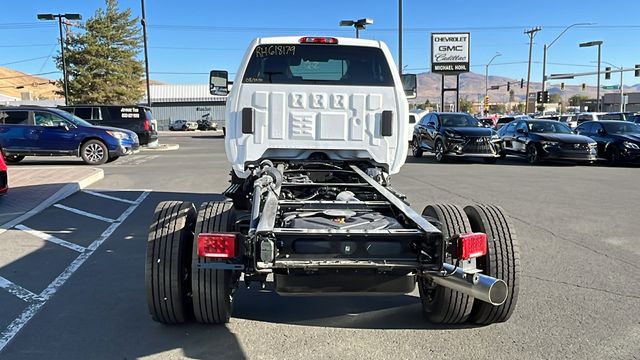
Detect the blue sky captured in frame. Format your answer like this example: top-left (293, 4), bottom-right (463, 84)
top-left (2, 0), bottom-right (640, 87)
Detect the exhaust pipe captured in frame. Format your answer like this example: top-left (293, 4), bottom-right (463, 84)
top-left (427, 263), bottom-right (508, 306)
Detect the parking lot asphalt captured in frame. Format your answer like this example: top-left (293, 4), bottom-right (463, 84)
top-left (0, 132), bottom-right (638, 360)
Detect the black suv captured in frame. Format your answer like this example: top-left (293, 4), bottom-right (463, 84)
top-left (411, 112), bottom-right (502, 163)
top-left (59, 105), bottom-right (158, 145)
top-left (575, 120), bottom-right (640, 165)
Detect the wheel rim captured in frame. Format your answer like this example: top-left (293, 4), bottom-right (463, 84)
top-left (435, 143), bottom-right (444, 161)
top-left (84, 143), bottom-right (104, 163)
top-left (608, 149), bottom-right (618, 164)
top-left (527, 146), bottom-right (537, 163)
top-left (412, 139), bottom-right (420, 155)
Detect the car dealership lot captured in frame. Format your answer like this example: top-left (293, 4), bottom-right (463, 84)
top-left (0, 134), bottom-right (638, 360)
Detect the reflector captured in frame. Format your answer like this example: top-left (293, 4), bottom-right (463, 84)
top-left (458, 232), bottom-right (487, 260)
top-left (197, 233), bottom-right (236, 258)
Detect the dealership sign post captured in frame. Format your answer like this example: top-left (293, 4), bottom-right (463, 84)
top-left (431, 33), bottom-right (470, 112)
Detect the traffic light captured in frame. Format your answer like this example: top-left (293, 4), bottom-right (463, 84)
top-left (536, 91), bottom-right (549, 103)
top-left (520, 79), bottom-right (524, 88)
top-left (560, 82), bottom-right (565, 91)
top-left (605, 67), bottom-right (611, 80)
top-left (635, 64), bottom-right (640, 77)
top-left (581, 83), bottom-right (586, 91)
top-left (507, 82), bottom-right (511, 91)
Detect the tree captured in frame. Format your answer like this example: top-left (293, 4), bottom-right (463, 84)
top-left (509, 89), bottom-right (515, 103)
top-left (458, 97), bottom-right (474, 113)
top-left (569, 94), bottom-right (589, 107)
top-left (56, 0), bottom-right (144, 104)
top-left (548, 93), bottom-right (561, 104)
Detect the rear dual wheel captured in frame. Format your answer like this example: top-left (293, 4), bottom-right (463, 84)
top-left (419, 203), bottom-right (520, 325)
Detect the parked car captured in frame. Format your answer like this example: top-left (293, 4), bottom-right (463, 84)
top-left (0, 106), bottom-right (139, 165)
top-left (575, 112), bottom-right (606, 127)
top-left (0, 153), bottom-right (7, 195)
top-left (477, 117), bottom-right (496, 128)
top-left (412, 112), bottom-right (502, 163)
top-left (169, 119), bottom-right (198, 131)
top-left (59, 105), bottom-right (158, 145)
top-left (574, 120), bottom-right (640, 165)
top-left (599, 112), bottom-right (635, 121)
top-left (498, 119), bottom-right (597, 164)
top-left (559, 114), bottom-right (577, 128)
top-left (408, 109), bottom-right (428, 144)
top-left (196, 119), bottom-right (218, 131)
top-left (495, 115), bottom-right (531, 130)
top-left (631, 114), bottom-right (640, 124)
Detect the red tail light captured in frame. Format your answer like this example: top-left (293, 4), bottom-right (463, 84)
top-left (458, 233), bottom-right (487, 260)
top-left (143, 119), bottom-right (150, 131)
top-left (197, 233), bottom-right (236, 258)
top-left (299, 37), bottom-right (338, 44)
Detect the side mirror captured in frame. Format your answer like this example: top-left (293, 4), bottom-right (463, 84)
top-left (401, 73), bottom-right (417, 99)
top-left (58, 122), bottom-right (69, 131)
top-left (209, 70), bottom-right (229, 96)
top-left (597, 128), bottom-right (606, 136)
top-left (516, 128), bottom-right (525, 134)
top-left (426, 122), bottom-right (436, 129)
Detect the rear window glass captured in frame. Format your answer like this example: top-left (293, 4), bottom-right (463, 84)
top-left (0, 110), bottom-right (30, 125)
top-left (242, 44), bottom-right (394, 86)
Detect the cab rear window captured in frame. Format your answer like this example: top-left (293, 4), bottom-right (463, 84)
top-left (242, 44), bottom-right (394, 86)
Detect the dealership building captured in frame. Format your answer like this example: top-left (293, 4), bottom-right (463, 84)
top-left (146, 84), bottom-right (227, 130)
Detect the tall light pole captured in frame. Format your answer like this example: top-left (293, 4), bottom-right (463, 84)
top-left (140, 0), bottom-right (152, 107)
top-left (485, 52), bottom-right (502, 100)
top-left (398, 0), bottom-right (403, 73)
top-left (339, 18), bottom-right (373, 38)
top-left (524, 27), bottom-right (541, 114)
top-left (37, 13), bottom-right (82, 105)
top-left (580, 41), bottom-right (603, 111)
top-left (541, 23), bottom-right (593, 93)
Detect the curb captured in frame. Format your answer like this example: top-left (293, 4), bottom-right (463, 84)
top-left (140, 143), bottom-right (180, 152)
top-left (0, 168), bottom-right (104, 235)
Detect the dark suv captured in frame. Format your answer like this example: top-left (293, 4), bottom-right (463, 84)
top-left (59, 105), bottom-right (158, 145)
top-left (0, 106), bottom-right (139, 165)
top-left (411, 112), bottom-right (502, 163)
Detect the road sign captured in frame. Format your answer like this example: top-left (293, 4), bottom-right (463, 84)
top-left (602, 85), bottom-right (620, 90)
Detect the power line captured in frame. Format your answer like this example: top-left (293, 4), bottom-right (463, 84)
top-left (149, 46), bottom-right (243, 51)
top-left (0, 71), bottom-right (60, 81)
top-left (0, 56), bottom-right (50, 66)
top-left (0, 43), bottom-right (57, 48)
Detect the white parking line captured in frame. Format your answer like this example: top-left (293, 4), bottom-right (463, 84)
top-left (0, 276), bottom-right (44, 303)
top-left (82, 190), bottom-right (137, 205)
top-left (53, 204), bottom-right (115, 223)
top-left (0, 191), bottom-right (150, 352)
top-left (14, 225), bottom-right (86, 253)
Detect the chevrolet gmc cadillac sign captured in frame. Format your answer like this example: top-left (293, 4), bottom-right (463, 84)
top-left (431, 33), bottom-right (470, 74)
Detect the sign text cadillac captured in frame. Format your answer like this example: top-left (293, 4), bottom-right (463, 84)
top-left (431, 33), bottom-right (470, 74)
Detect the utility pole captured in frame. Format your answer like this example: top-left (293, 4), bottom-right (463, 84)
top-left (580, 41), bottom-right (603, 111)
top-left (524, 27), bottom-right (541, 113)
top-left (141, 0), bottom-right (152, 107)
top-left (398, 0), bottom-right (403, 73)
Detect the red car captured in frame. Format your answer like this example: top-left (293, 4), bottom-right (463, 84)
top-left (0, 153), bottom-right (8, 194)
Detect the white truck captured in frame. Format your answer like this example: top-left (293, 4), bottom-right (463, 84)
top-left (145, 36), bottom-right (520, 325)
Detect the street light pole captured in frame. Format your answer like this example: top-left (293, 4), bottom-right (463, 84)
top-left (339, 18), bottom-right (373, 39)
top-left (38, 13), bottom-right (82, 106)
top-left (398, 0), bottom-right (403, 73)
top-left (57, 16), bottom-right (69, 106)
top-left (580, 41), bottom-right (603, 111)
top-left (141, 0), bottom-right (152, 107)
top-left (485, 53), bottom-right (501, 100)
top-left (541, 23), bottom-right (593, 93)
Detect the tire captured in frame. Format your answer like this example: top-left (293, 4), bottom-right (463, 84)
top-left (434, 140), bottom-right (447, 163)
top-left (411, 137), bottom-right (423, 157)
top-left (483, 157), bottom-right (497, 164)
top-left (606, 147), bottom-right (620, 166)
top-left (80, 139), bottom-right (108, 165)
top-left (182, 125), bottom-right (187, 131)
top-left (106, 155), bottom-right (120, 163)
top-left (526, 143), bottom-right (541, 165)
top-left (222, 127), bottom-right (226, 137)
top-left (192, 201), bottom-right (239, 324)
top-left (145, 201), bottom-right (197, 324)
top-left (499, 151), bottom-right (507, 160)
top-left (418, 204), bottom-right (474, 324)
top-left (464, 204), bottom-right (520, 325)
top-left (4, 154), bottom-right (25, 164)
